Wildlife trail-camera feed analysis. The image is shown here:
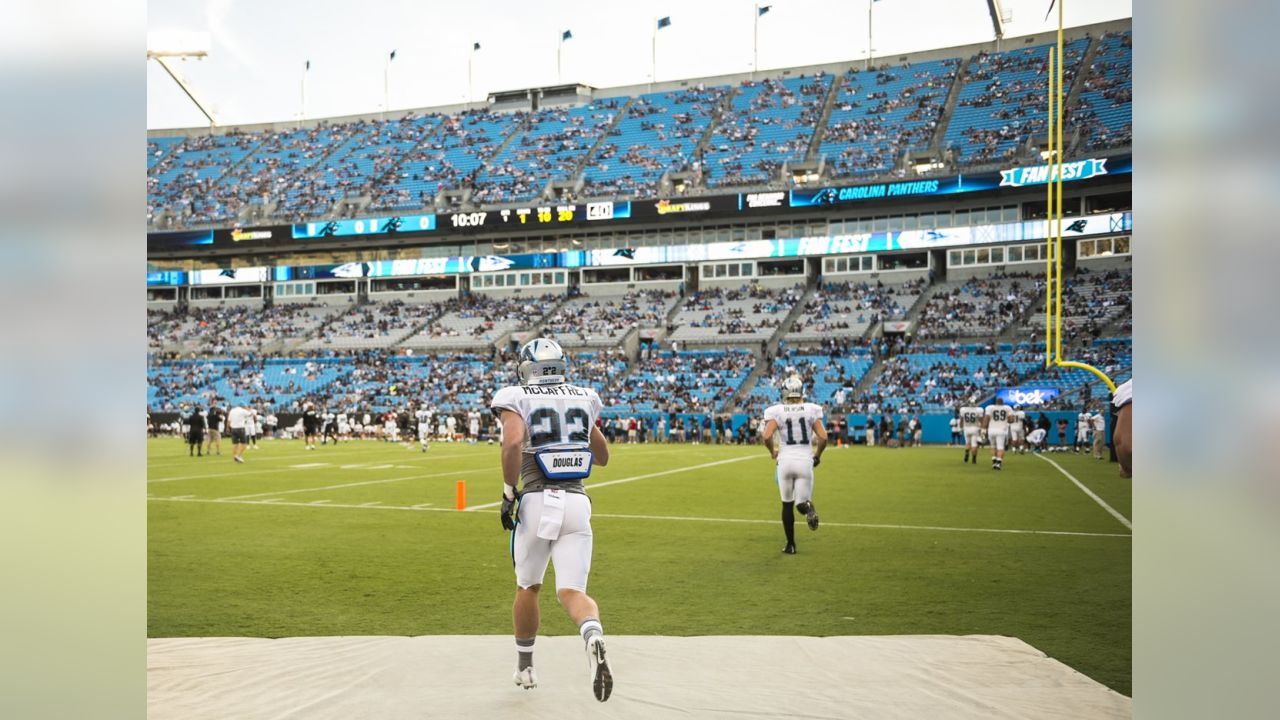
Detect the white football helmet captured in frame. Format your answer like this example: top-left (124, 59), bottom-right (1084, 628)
top-left (517, 338), bottom-right (567, 386)
top-left (782, 375), bottom-right (805, 401)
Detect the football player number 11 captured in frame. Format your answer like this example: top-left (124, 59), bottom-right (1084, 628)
top-left (784, 417), bottom-right (810, 445)
top-left (529, 407), bottom-right (591, 447)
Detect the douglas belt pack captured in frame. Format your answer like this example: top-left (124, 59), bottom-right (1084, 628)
top-left (534, 449), bottom-right (593, 481)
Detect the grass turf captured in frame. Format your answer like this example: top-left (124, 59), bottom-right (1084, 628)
top-left (148, 438), bottom-right (1131, 695)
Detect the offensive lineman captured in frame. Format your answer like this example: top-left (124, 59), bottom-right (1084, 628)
top-left (982, 397), bottom-right (1013, 470)
top-left (959, 403), bottom-right (984, 464)
top-left (760, 376), bottom-right (828, 555)
top-left (491, 339), bottom-right (614, 702)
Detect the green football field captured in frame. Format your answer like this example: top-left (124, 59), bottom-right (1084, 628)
top-left (147, 437), bottom-right (1132, 695)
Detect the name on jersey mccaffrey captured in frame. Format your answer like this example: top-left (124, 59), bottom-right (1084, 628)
top-left (520, 385), bottom-right (588, 397)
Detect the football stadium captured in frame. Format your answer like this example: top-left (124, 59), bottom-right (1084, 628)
top-left (147, 2), bottom-right (1133, 717)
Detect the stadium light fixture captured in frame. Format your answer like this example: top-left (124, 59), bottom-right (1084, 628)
top-left (147, 31), bottom-right (217, 127)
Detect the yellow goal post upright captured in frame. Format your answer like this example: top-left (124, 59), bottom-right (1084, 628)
top-left (1044, 0), bottom-right (1116, 394)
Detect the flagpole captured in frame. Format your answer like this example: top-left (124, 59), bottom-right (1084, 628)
top-left (468, 47), bottom-right (474, 104)
top-left (651, 18), bottom-right (657, 88)
top-left (558, 38), bottom-right (562, 84)
top-left (383, 55), bottom-right (390, 120)
top-left (753, 5), bottom-right (759, 77)
top-left (866, 0), bottom-right (873, 71)
top-left (300, 62), bottom-right (307, 128)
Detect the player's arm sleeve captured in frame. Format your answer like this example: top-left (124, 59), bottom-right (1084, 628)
top-left (490, 387), bottom-right (519, 418)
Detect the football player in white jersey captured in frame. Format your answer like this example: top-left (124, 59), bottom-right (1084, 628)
top-left (415, 405), bottom-right (432, 452)
top-left (760, 376), bottom-right (829, 555)
top-left (1026, 426), bottom-right (1048, 451)
top-left (982, 397), bottom-right (1013, 470)
top-left (468, 409), bottom-right (481, 443)
top-left (959, 404), bottom-right (984, 464)
top-left (1010, 408), bottom-right (1026, 454)
top-left (491, 339), bottom-right (613, 702)
top-left (1075, 410), bottom-right (1092, 453)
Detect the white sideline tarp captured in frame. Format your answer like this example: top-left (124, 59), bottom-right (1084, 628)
top-left (148, 634), bottom-right (1131, 719)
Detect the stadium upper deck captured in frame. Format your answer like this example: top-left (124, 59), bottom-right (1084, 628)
top-left (147, 22), bottom-right (1131, 232)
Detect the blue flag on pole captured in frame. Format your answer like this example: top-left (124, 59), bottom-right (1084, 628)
top-left (758, 5), bottom-right (771, 16)
top-left (562, 30), bottom-right (572, 41)
top-left (657, 16), bottom-right (671, 29)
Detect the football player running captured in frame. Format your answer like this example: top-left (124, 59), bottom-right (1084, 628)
top-left (491, 339), bottom-right (614, 702)
top-left (982, 397), bottom-right (1013, 471)
top-left (760, 376), bottom-right (828, 555)
top-left (415, 404), bottom-right (432, 452)
top-left (959, 403), bottom-right (984, 464)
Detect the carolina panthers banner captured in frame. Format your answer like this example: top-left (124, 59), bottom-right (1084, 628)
top-left (789, 177), bottom-right (966, 208)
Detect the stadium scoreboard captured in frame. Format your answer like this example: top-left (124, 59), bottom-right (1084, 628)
top-left (447, 201), bottom-right (630, 229)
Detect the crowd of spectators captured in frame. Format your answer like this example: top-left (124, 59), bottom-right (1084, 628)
top-left (541, 289), bottom-right (676, 345)
top-left (401, 292), bottom-right (560, 348)
top-left (823, 60), bottom-right (958, 177)
top-left (581, 86), bottom-right (726, 199)
top-left (1021, 268), bottom-right (1131, 345)
top-left (306, 300), bottom-right (440, 347)
top-left (915, 273), bottom-right (1042, 339)
top-left (703, 74), bottom-right (830, 188)
top-left (149, 33), bottom-right (1132, 230)
top-left (789, 279), bottom-right (924, 338)
top-left (946, 38), bottom-right (1089, 166)
top-left (609, 349), bottom-right (755, 415)
top-left (473, 101), bottom-right (622, 205)
top-left (671, 283), bottom-right (803, 339)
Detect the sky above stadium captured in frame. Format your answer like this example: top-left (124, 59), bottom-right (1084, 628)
top-left (147, 0), bottom-right (1131, 129)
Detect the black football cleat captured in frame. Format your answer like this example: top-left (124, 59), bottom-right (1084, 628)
top-left (783, 543), bottom-right (797, 554)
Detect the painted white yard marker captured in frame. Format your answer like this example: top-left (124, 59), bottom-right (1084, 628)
top-left (1034, 454), bottom-right (1132, 530)
top-left (465, 456), bottom-right (761, 511)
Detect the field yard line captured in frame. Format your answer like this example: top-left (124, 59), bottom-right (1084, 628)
top-left (145, 497), bottom-right (1130, 537)
top-left (148, 465), bottom-right (333, 484)
top-left (150, 496), bottom-right (459, 513)
top-left (464, 456), bottom-right (761, 511)
top-left (1034, 454), bottom-right (1133, 530)
top-left (147, 447), bottom-right (474, 471)
top-left (215, 469), bottom-right (466, 501)
top-left (148, 451), bottom-right (482, 483)
top-left (590, 513), bottom-right (1133, 538)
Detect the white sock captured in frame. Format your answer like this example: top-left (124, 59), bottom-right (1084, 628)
top-left (579, 618), bottom-right (603, 644)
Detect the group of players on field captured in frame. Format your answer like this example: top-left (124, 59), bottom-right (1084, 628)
top-left (295, 405), bottom-right (489, 450)
top-left (951, 400), bottom-right (1109, 469)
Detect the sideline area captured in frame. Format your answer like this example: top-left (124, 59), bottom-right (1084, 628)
top-left (148, 634), bottom-right (1130, 719)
